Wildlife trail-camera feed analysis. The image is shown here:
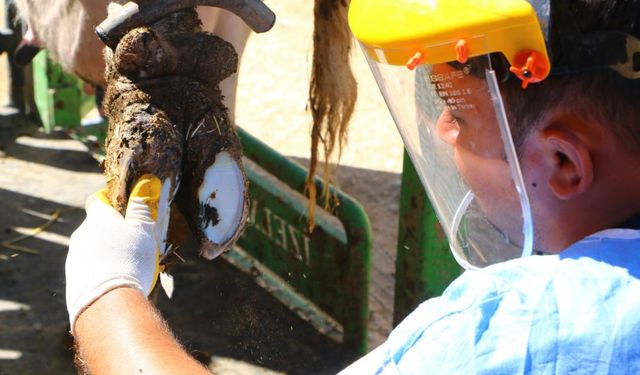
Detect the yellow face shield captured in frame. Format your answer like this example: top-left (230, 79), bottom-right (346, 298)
top-left (349, 0), bottom-right (551, 269)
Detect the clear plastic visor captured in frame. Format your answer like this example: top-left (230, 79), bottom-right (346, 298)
top-left (366, 49), bottom-right (534, 269)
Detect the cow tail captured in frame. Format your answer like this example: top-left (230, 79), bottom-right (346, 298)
top-left (306, 0), bottom-right (357, 232)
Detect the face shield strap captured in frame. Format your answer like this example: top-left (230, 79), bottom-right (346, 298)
top-left (548, 31), bottom-right (640, 80)
top-left (547, 0), bottom-right (640, 80)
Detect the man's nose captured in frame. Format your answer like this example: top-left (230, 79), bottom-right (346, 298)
top-left (436, 109), bottom-right (459, 146)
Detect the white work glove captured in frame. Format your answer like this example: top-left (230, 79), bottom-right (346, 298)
top-left (66, 175), bottom-right (163, 334)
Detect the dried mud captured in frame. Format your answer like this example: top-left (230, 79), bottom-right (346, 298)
top-left (102, 8), bottom-right (248, 259)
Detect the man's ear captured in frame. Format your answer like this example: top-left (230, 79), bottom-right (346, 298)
top-left (542, 127), bottom-right (594, 200)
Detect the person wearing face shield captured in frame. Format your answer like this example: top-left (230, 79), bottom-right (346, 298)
top-left (63, 0), bottom-right (640, 373)
top-left (340, 0), bottom-right (640, 373)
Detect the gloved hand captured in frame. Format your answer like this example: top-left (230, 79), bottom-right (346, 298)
top-left (66, 174), bottom-right (163, 334)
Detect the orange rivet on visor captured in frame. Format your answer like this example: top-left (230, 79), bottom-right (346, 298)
top-left (455, 40), bottom-right (469, 63)
top-left (406, 52), bottom-right (424, 70)
top-left (509, 50), bottom-right (550, 89)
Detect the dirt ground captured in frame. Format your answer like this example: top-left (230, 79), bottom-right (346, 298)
top-left (0, 1), bottom-right (404, 374)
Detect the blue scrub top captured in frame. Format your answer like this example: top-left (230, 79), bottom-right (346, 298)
top-left (341, 229), bottom-right (640, 374)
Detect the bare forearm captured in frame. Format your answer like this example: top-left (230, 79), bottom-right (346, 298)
top-left (74, 287), bottom-right (210, 375)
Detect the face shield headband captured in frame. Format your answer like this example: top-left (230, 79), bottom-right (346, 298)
top-left (349, 0), bottom-right (555, 269)
top-left (351, 0), bottom-right (640, 270)
top-left (476, 0), bottom-right (640, 84)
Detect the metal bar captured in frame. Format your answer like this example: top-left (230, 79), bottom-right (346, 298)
top-left (97, 0), bottom-right (275, 48)
top-left (32, 51), bottom-right (92, 133)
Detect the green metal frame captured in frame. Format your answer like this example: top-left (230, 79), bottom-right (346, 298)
top-left (32, 51), bottom-right (106, 148)
top-left (393, 152), bottom-right (463, 325)
top-left (32, 51), bottom-right (82, 131)
top-left (236, 127), bottom-right (371, 355)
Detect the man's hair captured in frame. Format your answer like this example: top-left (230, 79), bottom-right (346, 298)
top-left (500, 0), bottom-right (640, 153)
